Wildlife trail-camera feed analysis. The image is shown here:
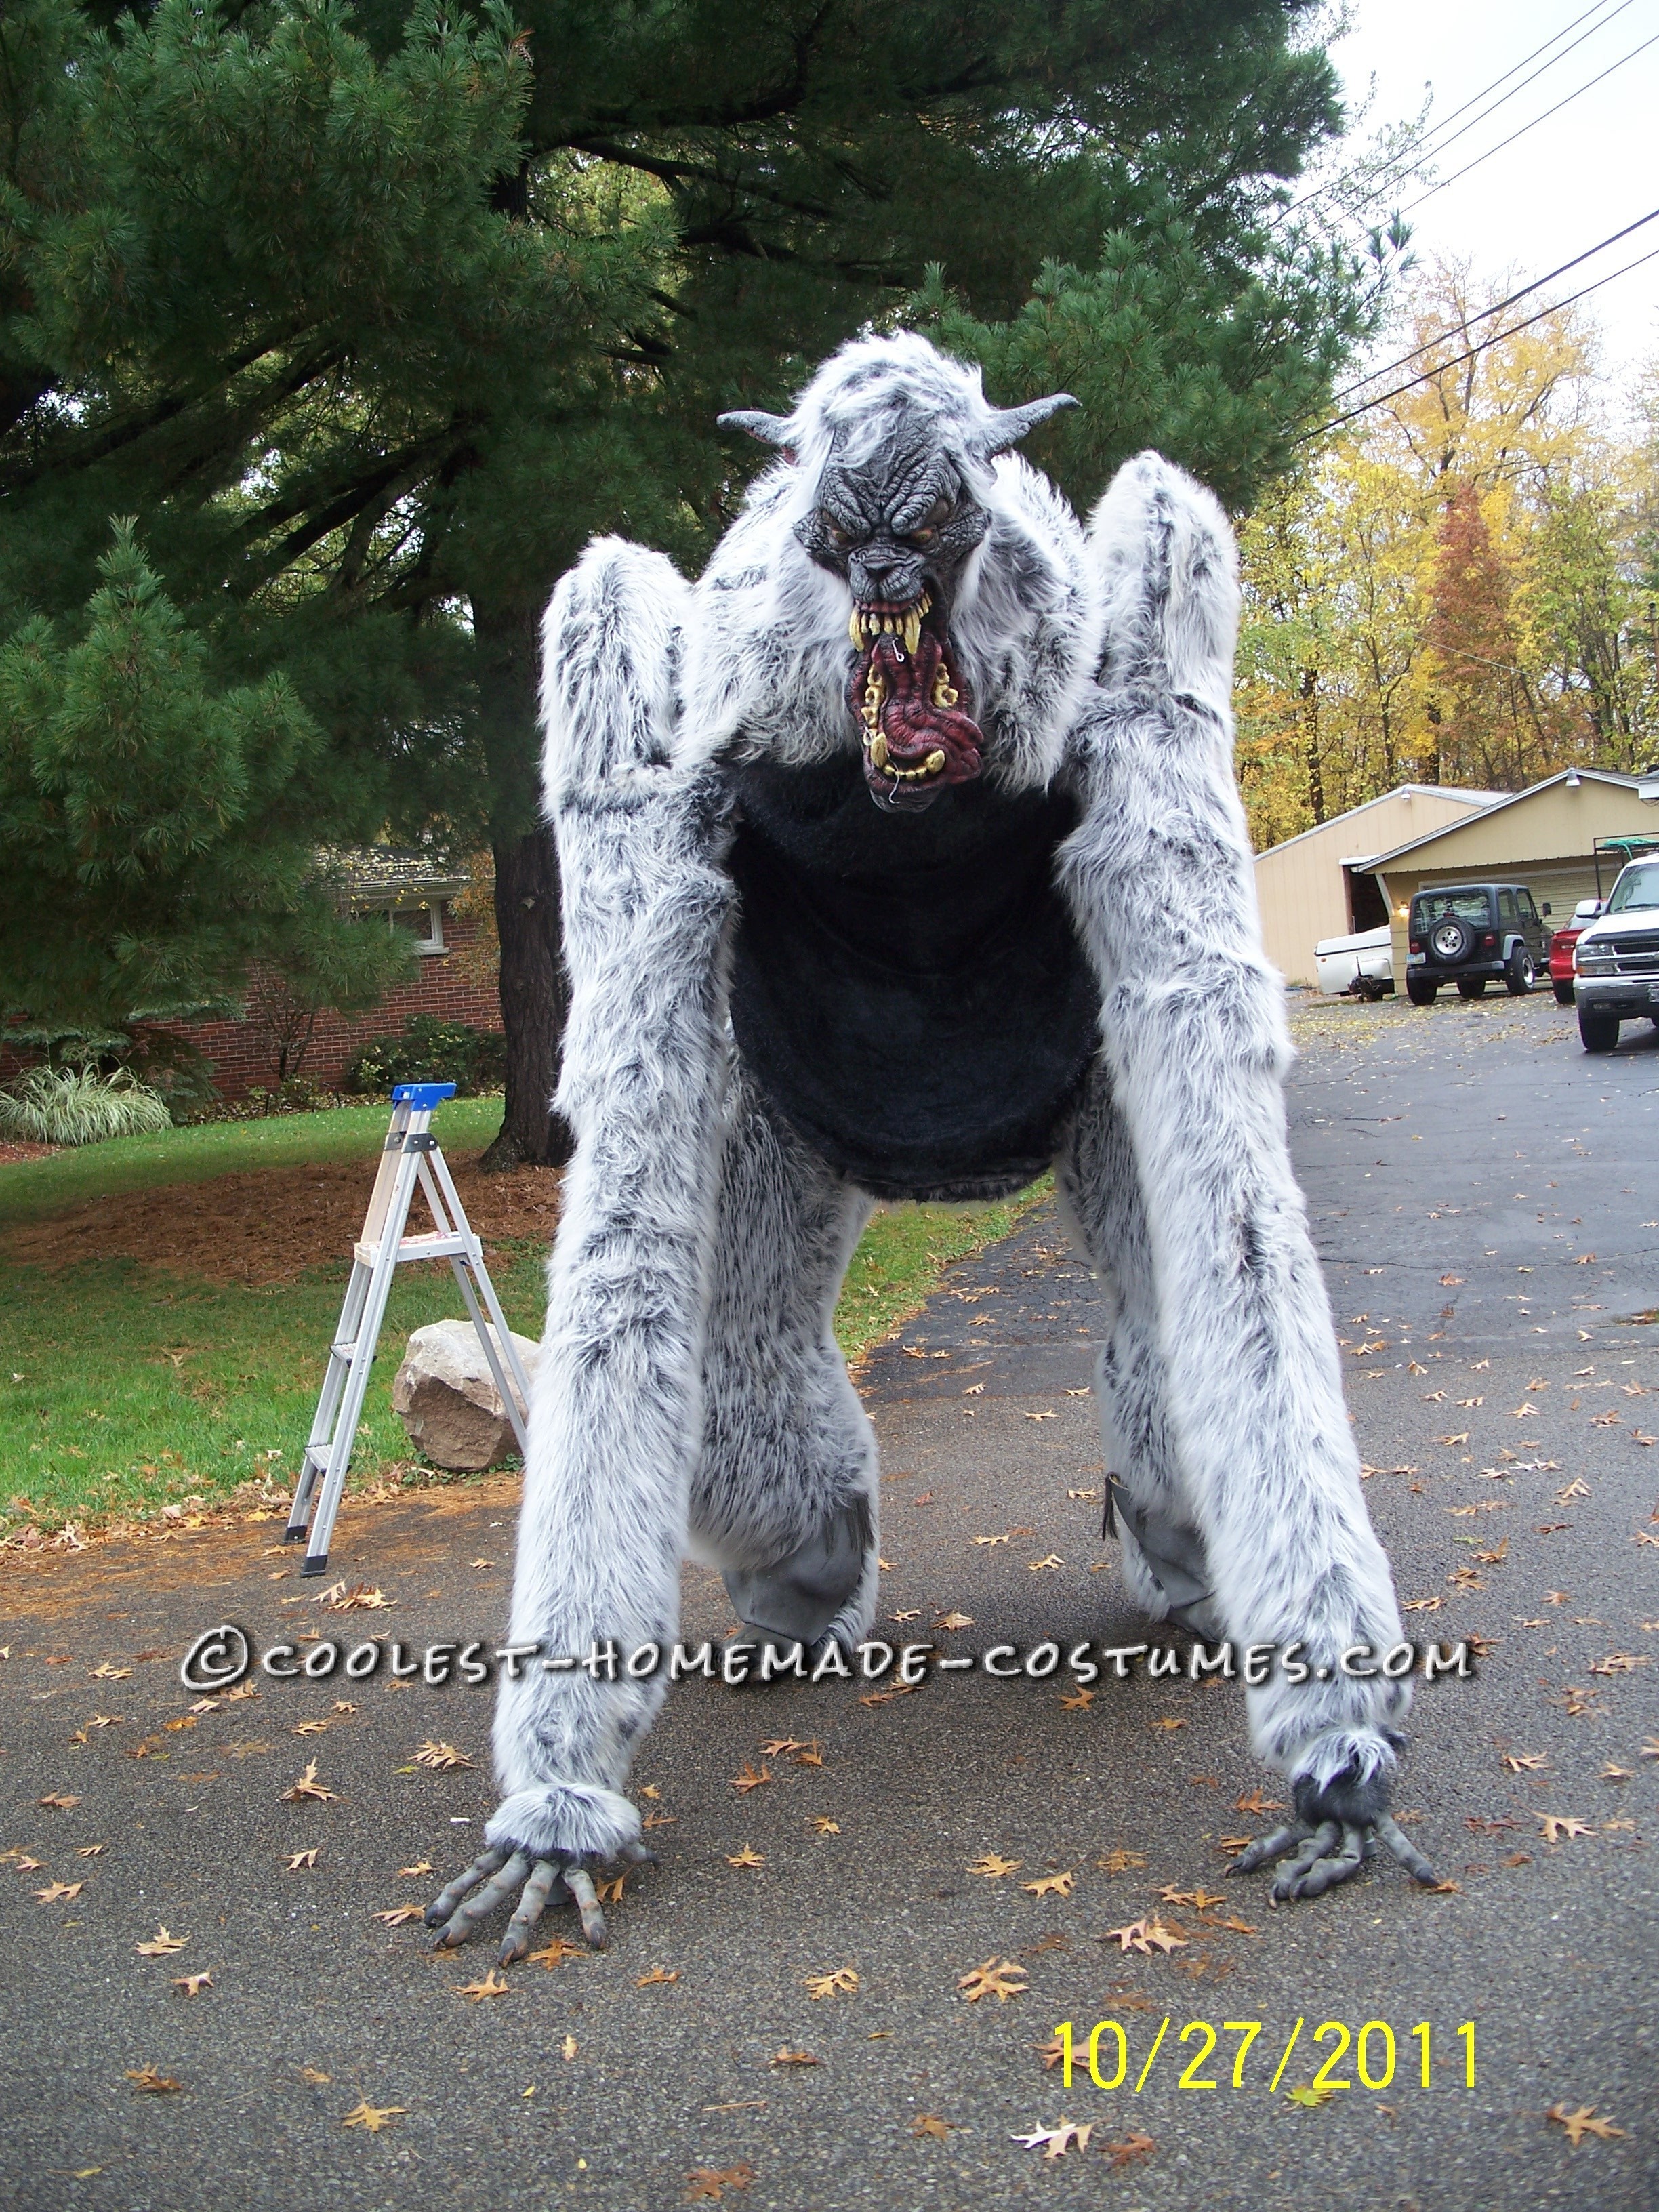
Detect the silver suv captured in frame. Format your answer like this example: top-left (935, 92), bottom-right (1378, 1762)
top-left (1574, 856), bottom-right (1659, 1052)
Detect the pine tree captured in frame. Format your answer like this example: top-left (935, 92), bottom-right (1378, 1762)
top-left (3, 0), bottom-right (1367, 1153)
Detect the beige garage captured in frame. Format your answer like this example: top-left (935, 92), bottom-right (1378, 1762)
top-left (1252, 785), bottom-right (1497, 985)
top-left (1367, 769), bottom-right (1659, 980)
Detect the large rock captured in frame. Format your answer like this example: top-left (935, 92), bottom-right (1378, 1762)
top-left (392, 1318), bottom-right (539, 1472)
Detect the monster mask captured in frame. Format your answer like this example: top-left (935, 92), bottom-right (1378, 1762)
top-left (720, 377), bottom-right (1076, 811)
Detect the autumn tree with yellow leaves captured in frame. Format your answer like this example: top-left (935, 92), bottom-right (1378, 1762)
top-left (1235, 261), bottom-right (1659, 849)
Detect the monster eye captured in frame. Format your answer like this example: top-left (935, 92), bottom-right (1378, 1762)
top-left (907, 497), bottom-right (953, 546)
top-left (819, 510), bottom-right (854, 550)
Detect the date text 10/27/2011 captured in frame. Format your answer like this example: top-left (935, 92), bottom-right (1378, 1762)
top-left (1048, 2018), bottom-right (1475, 2095)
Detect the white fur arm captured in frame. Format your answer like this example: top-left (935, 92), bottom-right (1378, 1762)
top-left (487, 539), bottom-right (736, 1864)
top-left (1061, 453), bottom-right (1410, 1798)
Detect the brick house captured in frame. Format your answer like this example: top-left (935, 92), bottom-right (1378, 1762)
top-left (159, 848), bottom-right (502, 1100)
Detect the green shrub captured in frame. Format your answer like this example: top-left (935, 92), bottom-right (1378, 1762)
top-left (0, 1064), bottom-right (173, 1145)
top-left (344, 1015), bottom-right (505, 1098)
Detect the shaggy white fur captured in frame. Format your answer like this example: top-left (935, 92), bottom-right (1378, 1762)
top-left (446, 344), bottom-right (1423, 1939)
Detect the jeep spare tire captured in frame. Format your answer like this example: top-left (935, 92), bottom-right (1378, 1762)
top-left (1429, 917), bottom-right (1473, 964)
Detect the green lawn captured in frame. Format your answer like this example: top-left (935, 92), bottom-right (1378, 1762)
top-left (0, 1112), bottom-right (1043, 1535)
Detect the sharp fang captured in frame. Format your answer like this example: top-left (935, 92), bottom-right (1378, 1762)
top-left (902, 610), bottom-right (921, 655)
top-left (925, 749), bottom-right (945, 774)
top-left (848, 607), bottom-right (863, 649)
top-left (869, 732), bottom-right (889, 769)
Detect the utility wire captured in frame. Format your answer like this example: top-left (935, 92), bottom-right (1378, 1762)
top-left (1327, 203), bottom-right (1659, 403)
top-left (1280, 0), bottom-right (1633, 221)
top-left (1397, 24), bottom-right (1659, 216)
top-left (1303, 241), bottom-right (1659, 441)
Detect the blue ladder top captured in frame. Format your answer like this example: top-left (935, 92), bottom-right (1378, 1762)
top-left (390, 1082), bottom-right (456, 1108)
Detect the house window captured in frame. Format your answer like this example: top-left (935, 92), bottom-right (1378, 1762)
top-left (388, 902), bottom-right (446, 954)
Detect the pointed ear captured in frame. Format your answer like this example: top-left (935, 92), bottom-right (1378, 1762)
top-left (717, 409), bottom-right (795, 449)
top-left (980, 392), bottom-right (1079, 454)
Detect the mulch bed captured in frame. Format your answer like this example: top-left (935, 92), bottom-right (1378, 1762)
top-left (0, 1149), bottom-right (562, 1285)
top-left (0, 1139), bottom-right (59, 1166)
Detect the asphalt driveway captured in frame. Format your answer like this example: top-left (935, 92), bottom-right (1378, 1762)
top-left (2, 989), bottom-right (1655, 2211)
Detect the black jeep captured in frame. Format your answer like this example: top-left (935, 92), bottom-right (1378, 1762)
top-left (1404, 882), bottom-right (1550, 1006)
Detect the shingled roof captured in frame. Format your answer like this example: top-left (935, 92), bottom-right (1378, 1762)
top-left (328, 847), bottom-right (471, 903)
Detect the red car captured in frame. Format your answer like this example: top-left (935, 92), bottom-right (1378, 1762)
top-left (1547, 898), bottom-right (1606, 1004)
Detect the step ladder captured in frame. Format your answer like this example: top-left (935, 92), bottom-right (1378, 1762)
top-left (284, 1082), bottom-right (532, 1575)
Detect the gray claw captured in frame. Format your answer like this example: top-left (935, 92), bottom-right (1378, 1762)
top-left (426, 1845), bottom-right (511, 1929)
top-left (1229, 1822), bottom-right (1308, 1875)
top-left (498, 1857), bottom-right (561, 1963)
top-left (566, 1865), bottom-right (609, 1948)
top-left (1377, 1813), bottom-right (1439, 1886)
top-left (1269, 1820), bottom-right (1342, 1903)
top-left (1284, 1820), bottom-right (1366, 1901)
top-left (620, 1839), bottom-right (658, 1867)
top-left (436, 1848), bottom-right (530, 1948)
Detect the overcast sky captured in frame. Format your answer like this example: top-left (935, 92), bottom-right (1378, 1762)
top-left (1325, 0), bottom-right (1659, 393)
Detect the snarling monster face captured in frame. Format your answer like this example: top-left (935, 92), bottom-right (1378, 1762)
top-left (794, 449), bottom-right (989, 812)
top-left (720, 365), bottom-right (1077, 813)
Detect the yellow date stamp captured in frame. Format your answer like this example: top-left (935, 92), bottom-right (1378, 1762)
top-left (1049, 2016), bottom-right (1476, 2093)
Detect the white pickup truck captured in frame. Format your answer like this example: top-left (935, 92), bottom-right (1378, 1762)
top-left (1573, 855), bottom-right (1659, 1052)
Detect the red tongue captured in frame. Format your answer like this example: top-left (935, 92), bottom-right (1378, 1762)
top-left (849, 631), bottom-right (983, 783)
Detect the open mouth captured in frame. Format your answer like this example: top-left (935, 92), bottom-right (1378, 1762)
top-left (845, 592), bottom-right (983, 811)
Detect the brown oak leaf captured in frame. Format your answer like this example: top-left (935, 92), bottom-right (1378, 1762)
top-left (958, 1957), bottom-right (1028, 2002)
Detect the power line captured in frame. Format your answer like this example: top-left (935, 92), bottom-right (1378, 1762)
top-left (1327, 203), bottom-right (1659, 404)
top-left (1303, 241), bottom-right (1659, 442)
top-left (1281, 0), bottom-right (1633, 222)
top-left (1397, 24), bottom-right (1659, 216)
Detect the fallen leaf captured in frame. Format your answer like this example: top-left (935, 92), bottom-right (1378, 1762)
top-left (373, 1905), bottom-right (425, 1925)
top-left (792, 1741), bottom-right (825, 1768)
top-left (1538, 1815), bottom-right (1593, 1843)
top-left (1097, 1849), bottom-right (1148, 1873)
top-left (1149, 1716), bottom-right (1186, 1732)
top-left (413, 1742), bottom-right (472, 1771)
top-left (136, 1926), bottom-right (186, 1957)
top-left (294, 1719), bottom-right (329, 1737)
top-left (911, 2114), bottom-right (951, 2139)
top-left (1027, 1555), bottom-right (1065, 1572)
top-left (73, 1845), bottom-right (104, 1858)
top-left (1235, 1788), bottom-right (1285, 1814)
top-left (726, 1847), bottom-right (765, 1869)
top-left (771, 2048), bottom-right (818, 2066)
top-left (561, 2034), bottom-right (577, 2060)
top-left (1105, 2130), bottom-right (1157, 2167)
top-left (37, 1793), bottom-right (80, 1811)
top-left (760, 1739), bottom-right (806, 1758)
top-left (634, 1966), bottom-right (680, 1988)
top-left (596, 1875), bottom-right (626, 1904)
top-left (1059, 1687), bottom-right (1094, 1711)
top-left (811, 1817), bottom-right (840, 1836)
top-left (934, 1611), bottom-right (974, 1631)
top-left (958, 1957), bottom-right (1029, 2002)
top-left (33, 1879), bottom-right (83, 1904)
top-left (397, 1860), bottom-right (434, 1878)
top-left (1589, 1654), bottom-right (1649, 1675)
top-left (342, 2100), bottom-right (407, 2132)
top-left (970, 1853), bottom-right (1022, 1879)
top-left (1022, 1871), bottom-right (1074, 1898)
top-left (459, 1969), bottom-right (512, 2002)
top-left (286, 1849), bottom-right (319, 1871)
top-left (1286, 2082), bottom-right (1334, 2108)
top-left (804, 1967), bottom-right (859, 1999)
top-left (1547, 2104), bottom-right (1625, 2146)
top-left (125, 2067), bottom-right (183, 2095)
top-left (1101, 1917), bottom-right (1188, 1957)
top-left (527, 1938), bottom-right (583, 1969)
top-left (1012, 2116), bottom-right (1091, 2158)
top-left (730, 1763), bottom-right (772, 1793)
top-left (282, 1761), bottom-right (336, 1803)
top-left (172, 1973), bottom-right (213, 1996)
top-left (1504, 1753), bottom-right (1547, 1774)
top-left (683, 2167), bottom-right (753, 2204)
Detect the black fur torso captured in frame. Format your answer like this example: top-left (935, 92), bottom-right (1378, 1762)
top-left (724, 753), bottom-right (1100, 1202)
